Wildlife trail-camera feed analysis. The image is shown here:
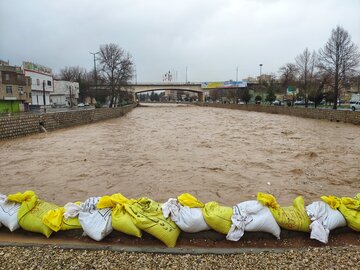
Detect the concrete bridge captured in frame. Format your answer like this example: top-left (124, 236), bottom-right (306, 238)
top-left (129, 83), bottom-right (206, 101)
top-left (92, 81), bottom-right (254, 103)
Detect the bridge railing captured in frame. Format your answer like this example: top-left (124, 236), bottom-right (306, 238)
top-left (128, 82), bottom-right (202, 86)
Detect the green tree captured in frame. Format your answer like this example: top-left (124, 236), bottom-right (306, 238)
top-left (265, 80), bottom-right (277, 103)
top-left (255, 95), bottom-right (262, 104)
top-left (240, 89), bottom-right (251, 104)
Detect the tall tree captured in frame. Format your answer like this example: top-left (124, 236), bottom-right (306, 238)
top-left (98, 43), bottom-right (134, 107)
top-left (295, 48), bottom-right (317, 107)
top-left (318, 26), bottom-right (360, 109)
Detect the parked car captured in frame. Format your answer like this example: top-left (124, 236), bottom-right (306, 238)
top-left (350, 101), bottom-right (360, 111)
top-left (78, 103), bottom-right (85, 107)
top-left (272, 100), bottom-right (282, 106)
top-left (294, 100), bottom-right (305, 105)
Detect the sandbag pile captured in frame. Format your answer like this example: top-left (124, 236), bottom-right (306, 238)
top-left (226, 200), bottom-right (281, 241)
top-left (162, 193), bottom-right (210, 233)
top-left (0, 190), bottom-right (359, 247)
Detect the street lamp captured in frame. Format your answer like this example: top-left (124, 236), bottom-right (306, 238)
top-left (259, 64), bottom-right (263, 83)
top-left (133, 64), bottom-right (137, 84)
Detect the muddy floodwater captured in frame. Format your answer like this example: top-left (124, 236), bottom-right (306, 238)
top-left (0, 104), bottom-right (359, 206)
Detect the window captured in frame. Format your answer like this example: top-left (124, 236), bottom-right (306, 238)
top-left (5, 74), bottom-right (10, 81)
top-left (47, 80), bottom-right (52, 86)
top-left (6, 86), bottom-right (12, 94)
top-left (37, 78), bottom-right (40, 85)
top-left (17, 75), bottom-right (23, 81)
top-left (26, 78), bottom-right (31, 86)
top-left (29, 92), bottom-right (32, 98)
top-left (18, 87), bottom-right (23, 95)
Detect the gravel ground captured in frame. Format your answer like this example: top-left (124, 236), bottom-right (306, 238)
top-left (0, 246), bottom-right (359, 270)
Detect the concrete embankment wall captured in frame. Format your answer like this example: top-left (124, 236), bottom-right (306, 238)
top-left (0, 104), bottom-right (136, 140)
top-left (201, 103), bottom-right (360, 125)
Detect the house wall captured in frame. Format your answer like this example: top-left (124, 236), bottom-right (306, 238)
top-left (24, 69), bottom-right (53, 106)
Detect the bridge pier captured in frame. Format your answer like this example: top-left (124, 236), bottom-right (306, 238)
top-left (198, 92), bottom-right (204, 102)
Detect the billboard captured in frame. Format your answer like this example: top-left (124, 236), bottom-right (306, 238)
top-left (23, 61), bottom-right (52, 75)
top-left (201, 81), bottom-right (247, 89)
top-left (287, 86), bottom-right (298, 94)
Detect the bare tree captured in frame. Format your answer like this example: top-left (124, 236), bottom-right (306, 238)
top-left (59, 66), bottom-right (85, 82)
top-left (318, 26), bottom-right (360, 109)
top-left (279, 63), bottom-right (298, 85)
top-left (98, 43), bottom-right (134, 107)
top-left (278, 63), bottom-right (298, 96)
top-left (295, 48), bottom-right (317, 107)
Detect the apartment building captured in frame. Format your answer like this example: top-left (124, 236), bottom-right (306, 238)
top-left (0, 60), bottom-right (31, 113)
top-left (23, 61), bottom-right (53, 106)
top-left (51, 80), bottom-right (79, 106)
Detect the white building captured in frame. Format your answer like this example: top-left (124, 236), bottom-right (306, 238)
top-left (23, 61), bottom-right (53, 106)
top-left (51, 80), bottom-right (79, 106)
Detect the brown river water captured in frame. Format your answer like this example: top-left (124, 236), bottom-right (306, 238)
top-left (0, 104), bottom-right (359, 206)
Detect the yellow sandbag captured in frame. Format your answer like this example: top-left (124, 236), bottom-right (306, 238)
top-left (97, 193), bottom-right (128, 208)
top-left (125, 197), bottom-right (180, 247)
top-left (177, 193), bottom-right (204, 208)
top-left (7, 191), bottom-right (58, 237)
top-left (257, 192), bottom-right (311, 232)
top-left (201, 201), bottom-right (233, 234)
top-left (322, 195), bottom-right (360, 231)
top-left (42, 205), bottom-right (81, 232)
top-left (321, 195), bottom-right (341, 209)
top-left (98, 194), bottom-right (141, 238)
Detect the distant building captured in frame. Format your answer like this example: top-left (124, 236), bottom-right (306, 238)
top-left (0, 60), bottom-right (31, 113)
top-left (243, 77), bottom-right (258, 83)
top-left (22, 61), bottom-right (53, 106)
top-left (51, 80), bottom-right (79, 107)
top-left (257, 74), bottom-right (275, 83)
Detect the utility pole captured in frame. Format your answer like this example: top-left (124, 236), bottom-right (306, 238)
top-left (236, 66), bottom-right (239, 81)
top-left (42, 80), bottom-right (46, 112)
top-left (90, 51), bottom-right (99, 104)
top-left (69, 85), bottom-right (73, 107)
top-left (185, 66), bottom-right (188, 83)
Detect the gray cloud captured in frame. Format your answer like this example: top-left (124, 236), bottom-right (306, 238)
top-left (1, 0), bottom-right (359, 82)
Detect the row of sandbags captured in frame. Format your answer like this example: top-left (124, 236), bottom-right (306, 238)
top-left (0, 191), bottom-right (359, 247)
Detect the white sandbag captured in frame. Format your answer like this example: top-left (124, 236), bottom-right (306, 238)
top-left (0, 194), bottom-right (20, 232)
top-left (64, 202), bottom-right (82, 219)
top-left (78, 197), bottom-right (113, 241)
top-left (162, 199), bottom-right (180, 220)
top-left (306, 201), bottom-right (346, 244)
top-left (162, 198), bottom-right (210, 233)
top-left (226, 200), bottom-right (281, 241)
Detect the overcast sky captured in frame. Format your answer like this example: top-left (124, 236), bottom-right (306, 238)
top-left (1, 0), bottom-right (359, 82)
